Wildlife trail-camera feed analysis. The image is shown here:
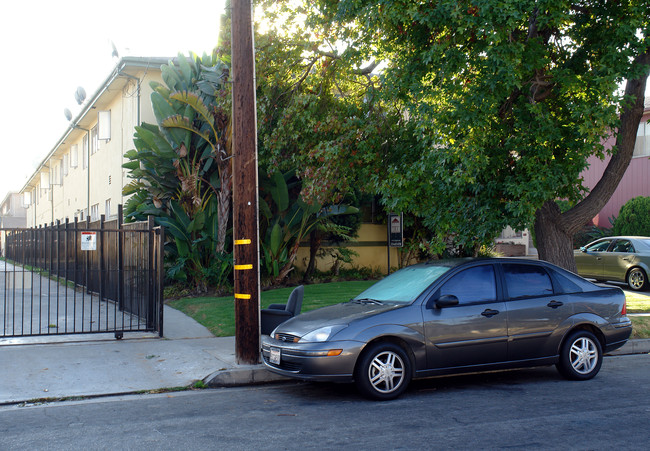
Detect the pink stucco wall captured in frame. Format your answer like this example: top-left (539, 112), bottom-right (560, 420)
top-left (581, 109), bottom-right (650, 228)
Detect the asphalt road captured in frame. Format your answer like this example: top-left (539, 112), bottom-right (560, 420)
top-left (2, 354), bottom-right (649, 450)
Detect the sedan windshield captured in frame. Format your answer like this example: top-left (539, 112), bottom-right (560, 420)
top-left (352, 265), bottom-right (451, 304)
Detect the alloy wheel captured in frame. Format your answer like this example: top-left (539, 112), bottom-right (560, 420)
top-left (569, 337), bottom-right (598, 375)
top-left (628, 268), bottom-right (647, 291)
top-left (368, 350), bottom-right (406, 394)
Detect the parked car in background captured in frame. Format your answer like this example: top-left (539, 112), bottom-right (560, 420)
top-left (574, 236), bottom-right (650, 291)
top-left (262, 258), bottom-right (631, 400)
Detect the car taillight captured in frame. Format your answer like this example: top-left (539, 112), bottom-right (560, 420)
top-left (622, 300), bottom-right (627, 316)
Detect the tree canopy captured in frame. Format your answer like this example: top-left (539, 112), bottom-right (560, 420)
top-left (314, 0), bottom-right (650, 264)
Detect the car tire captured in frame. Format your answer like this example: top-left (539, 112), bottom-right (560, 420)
top-left (354, 342), bottom-right (412, 401)
top-left (626, 267), bottom-right (649, 291)
top-left (556, 330), bottom-right (603, 381)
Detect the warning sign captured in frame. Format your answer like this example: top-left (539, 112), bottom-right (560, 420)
top-left (81, 231), bottom-right (97, 251)
top-left (388, 213), bottom-right (403, 248)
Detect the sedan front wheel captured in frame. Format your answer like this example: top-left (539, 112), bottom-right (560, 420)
top-left (354, 342), bottom-right (412, 400)
top-left (556, 330), bottom-right (602, 380)
top-left (627, 267), bottom-right (648, 291)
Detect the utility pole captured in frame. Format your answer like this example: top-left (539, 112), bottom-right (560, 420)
top-left (231, 0), bottom-right (261, 364)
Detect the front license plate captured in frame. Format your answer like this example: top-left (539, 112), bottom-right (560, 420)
top-left (270, 347), bottom-right (281, 365)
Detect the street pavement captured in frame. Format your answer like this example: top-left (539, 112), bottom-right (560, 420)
top-left (0, 304), bottom-right (648, 405)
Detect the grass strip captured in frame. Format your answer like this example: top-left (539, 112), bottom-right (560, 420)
top-left (168, 280), bottom-right (375, 337)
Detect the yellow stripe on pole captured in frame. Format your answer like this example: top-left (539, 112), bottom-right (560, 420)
top-left (234, 239), bottom-right (252, 245)
top-left (234, 264), bottom-right (253, 270)
top-left (235, 293), bottom-right (251, 300)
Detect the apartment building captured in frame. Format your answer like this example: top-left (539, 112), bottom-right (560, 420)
top-left (20, 57), bottom-right (171, 227)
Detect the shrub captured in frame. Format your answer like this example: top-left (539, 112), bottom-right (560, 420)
top-left (612, 196), bottom-right (650, 236)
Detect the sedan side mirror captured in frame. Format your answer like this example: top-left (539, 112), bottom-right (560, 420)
top-left (580, 246), bottom-right (587, 252)
top-left (435, 294), bottom-right (459, 309)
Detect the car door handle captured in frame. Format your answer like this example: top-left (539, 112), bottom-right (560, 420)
top-left (481, 309), bottom-right (500, 318)
top-left (547, 300), bottom-right (564, 309)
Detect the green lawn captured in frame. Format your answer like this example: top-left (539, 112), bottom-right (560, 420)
top-left (168, 280), bottom-right (375, 337)
top-left (169, 281), bottom-right (650, 339)
top-left (624, 290), bottom-right (650, 313)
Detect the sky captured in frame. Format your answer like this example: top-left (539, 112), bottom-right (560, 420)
top-left (0, 0), bottom-right (226, 202)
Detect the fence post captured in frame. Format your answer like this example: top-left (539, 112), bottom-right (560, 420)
top-left (99, 214), bottom-right (107, 333)
top-left (157, 226), bottom-right (165, 337)
top-left (85, 216), bottom-right (91, 294)
top-left (118, 205), bottom-right (124, 312)
top-left (147, 216), bottom-right (155, 330)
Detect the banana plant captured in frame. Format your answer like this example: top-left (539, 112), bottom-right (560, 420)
top-left (259, 169), bottom-right (359, 285)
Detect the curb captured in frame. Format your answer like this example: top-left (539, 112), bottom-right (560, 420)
top-left (203, 366), bottom-right (290, 387)
top-left (606, 338), bottom-right (650, 356)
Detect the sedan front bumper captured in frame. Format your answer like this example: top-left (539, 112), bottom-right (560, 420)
top-left (261, 335), bottom-right (364, 382)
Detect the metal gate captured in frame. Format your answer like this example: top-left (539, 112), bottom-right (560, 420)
top-left (0, 216), bottom-right (164, 339)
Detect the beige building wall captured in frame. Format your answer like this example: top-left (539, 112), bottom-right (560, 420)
top-left (295, 223), bottom-right (404, 274)
top-left (23, 60), bottom-right (166, 227)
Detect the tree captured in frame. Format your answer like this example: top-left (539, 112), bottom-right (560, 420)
top-left (254, 0), bottom-right (410, 206)
top-left (316, 0), bottom-right (650, 269)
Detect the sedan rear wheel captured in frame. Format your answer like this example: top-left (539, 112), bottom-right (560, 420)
top-left (355, 342), bottom-right (412, 400)
top-left (556, 330), bottom-right (602, 380)
top-left (627, 267), bottom-right (648, 291)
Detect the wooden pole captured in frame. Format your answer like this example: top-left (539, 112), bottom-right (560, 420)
top-left (231, 0), bottom-right (261, 364)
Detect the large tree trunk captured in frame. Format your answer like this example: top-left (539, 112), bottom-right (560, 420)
top-left (534, 201), bottom-right (578, 272)
top-left (534, 50), bottom-right (650, 271)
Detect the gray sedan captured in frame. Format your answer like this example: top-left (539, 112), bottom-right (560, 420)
top-left (262, 258), bottom-right (631, 400)
top-left (574, 236), bottom-right (650, 291)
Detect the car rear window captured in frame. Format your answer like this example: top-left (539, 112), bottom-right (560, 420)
top-left (503, 264), bottom-right (553, 299)
top-left (353, 265), bottom-right (451, 303)
top-left (550, 266), bottom-right (602, 293)
top-left (636, 239), bottom-right (650, 251)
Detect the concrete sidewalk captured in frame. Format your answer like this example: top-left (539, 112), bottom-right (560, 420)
top-left (0, 306), bottom-right (285, 405)
top-left (1, 306), bottom-right (648, 405)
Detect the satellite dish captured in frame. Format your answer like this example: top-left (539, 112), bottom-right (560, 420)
top-left (74, 86), bottom-right (86, 105)
top-left (111, 40), bottom-right (119, 59)
top-left (64, 108), bottom-right (72, 121)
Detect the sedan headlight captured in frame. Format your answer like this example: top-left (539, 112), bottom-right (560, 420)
top-left (299, 325), bottom-right (346, 343)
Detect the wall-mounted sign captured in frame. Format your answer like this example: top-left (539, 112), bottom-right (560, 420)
top-left (81, 231), bottom-right (97, 251)
top-left (388, 213), bottom-right (403, 248)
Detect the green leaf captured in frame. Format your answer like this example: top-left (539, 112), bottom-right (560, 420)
top-left (270, 223), bottom-right (283, 255)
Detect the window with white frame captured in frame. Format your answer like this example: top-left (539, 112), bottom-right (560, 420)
top-left (634, 120), bottom-right (649, 157)
top-left (90, 203), bottom-right (100, 221)
top-left (71, 145), bottom-right (79, 168)
top-left (83, 134), bottom-right (89, 169)
top-left (91, 125), bottom-right (99, 155)
top-left (105, 198), bottom-right (111, 218)
top-left (63, 154), bottom-right (69, 176)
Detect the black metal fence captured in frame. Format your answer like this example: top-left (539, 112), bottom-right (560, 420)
top-left (0, 208), bottom-right (164, 339)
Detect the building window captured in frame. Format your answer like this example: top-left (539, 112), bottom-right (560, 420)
top-left (105, 199), bottom-right (111, 218)
top-left (71, 145), bottom-right (79, 168)
top-left (91, 125), bottom-right (99, 155)
top-left (634, 120), bottom-right (649, 157)
top-left (63, 154), bottom-right (69, 176)
top-left (83, 135), bottom-right (89, 169)
top-left (90, 203), bottom-right (100, 221)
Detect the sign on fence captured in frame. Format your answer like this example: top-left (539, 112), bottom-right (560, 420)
top-left (81, 231), bottom-right (97, 251)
